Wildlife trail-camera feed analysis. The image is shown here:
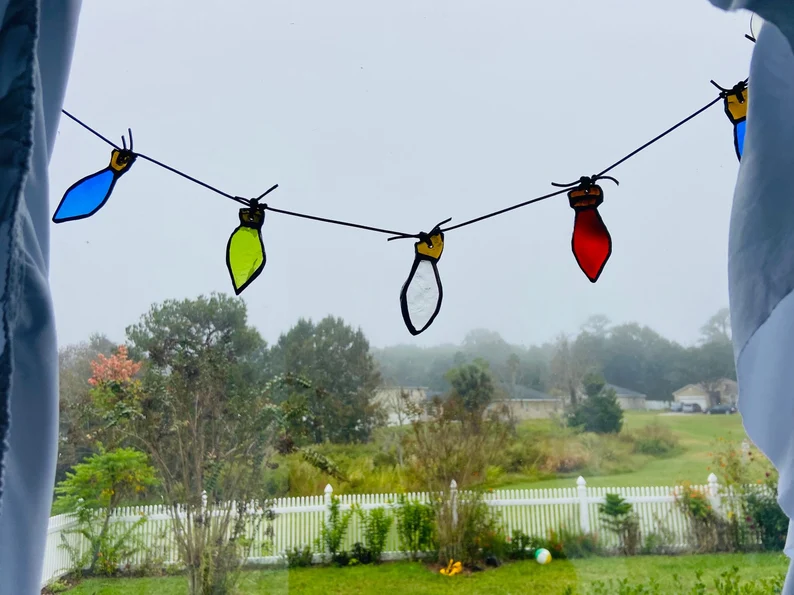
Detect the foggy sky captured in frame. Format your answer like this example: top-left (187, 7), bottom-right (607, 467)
top-left (48, 0), bottom-right (752, 350)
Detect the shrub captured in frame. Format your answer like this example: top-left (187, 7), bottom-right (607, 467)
top-left (434, 490), bottom-right (504, 566)
top-left (676, 483), bottom-right (736, 553)
top-left (599, 493), bottom-right (640, 556)
top-left (639, 515), bottom-right (676, 555)
top-left (395, 497), bottom-right (435, 561)
top-left (567, 373), bottom-right (623, 434)
top-left (547, 527), bottom-right (603, 559)
top-left (284, 546), bottom-right (313, 568)
top-left (350, 542), bottom-right (372, 565)
top-left (356, 506), bottom-right (394, 563)
top-left (746, 471), bottom-right (787, 551)
top-left (506, 530), bottom-right (534, 560)
top-left (317, 496), bottom-right (354, 565)
top-left (631, 422), bottom-right (678, 456)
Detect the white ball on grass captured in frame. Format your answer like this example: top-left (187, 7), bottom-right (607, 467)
top-left (535, 548), bottom-right (552, 565)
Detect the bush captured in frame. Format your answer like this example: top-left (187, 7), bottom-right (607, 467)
top-left (631, 422), bottom-right (678, 456)
top-left (546, 527), bottom-right (603, 559)
top-left (434, 491), bottom-right (504, 566)
top-left (676, 483), bottom-right (737, 553)
top-left (395, 497), bottom-right (435, 561)
top-left (285, 546), bottom-right (313, 568)
top-left (317, 496), bottom-right (354, 565)
top-left (568, 373), bottom-right (623, 434)
top-left (599, 493), bottom-right (640, 556)
top-left (356, 506), bottom-right (394, 563)
top-left (746, 474), bottom-right (788, 551)
top-left (506, 530), bottom-right (534, 560)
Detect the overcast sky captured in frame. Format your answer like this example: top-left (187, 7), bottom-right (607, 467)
top-left (48, 0), bottom-right (752, 350)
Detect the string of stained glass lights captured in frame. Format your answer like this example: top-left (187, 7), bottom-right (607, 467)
top-left (54, 29), bottom-right (753, 335)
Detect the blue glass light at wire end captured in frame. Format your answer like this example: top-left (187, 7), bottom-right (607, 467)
top-left (735, 119), bottom-right (746, 161)
top-left (52, 148), bottom-right (136, 223)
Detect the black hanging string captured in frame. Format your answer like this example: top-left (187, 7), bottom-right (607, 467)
top-left (62, 110), bottom-right (121, 151)
top-left (438, 91), bottom-right (724, 233)
top-left (264, 205), bottom-right (412, 237)
top-left (61, 109), bottom-right (414, 236)
top-left (595, 95), bottom-right (723, 177)
top-left (440, 189), bottom-right (570, 233)
top-left (61, 81), bottom-right (733, 240)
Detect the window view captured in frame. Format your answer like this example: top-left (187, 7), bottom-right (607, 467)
top-left (38, 2), bottom-right (782, 595)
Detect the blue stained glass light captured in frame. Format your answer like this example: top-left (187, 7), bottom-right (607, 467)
top-left (52, 148), bottom-right (135, 223)
top-left (735, 119), bottom-right (746, 160)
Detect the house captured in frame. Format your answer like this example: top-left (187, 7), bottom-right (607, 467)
top-left (486, 384), bottom-right (563, 420)
top-left (606, 384), bottom-right (648, 411)
top-left (672, 379), bottom-right (738, 410)
top-left (372, 386), bottom-right (429, 426)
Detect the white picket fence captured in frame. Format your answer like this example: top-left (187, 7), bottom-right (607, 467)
top-left (40, 473), bottom-right (739, 588)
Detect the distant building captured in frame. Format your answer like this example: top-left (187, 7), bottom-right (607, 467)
top-left (672, 379), bottom-right (738, 410)
top-left (605, 384), bottom-right (648, 411)
top-left (486, 383), bottom-right (563, 420)
top-left (372, 386), bottom-right (429, 426)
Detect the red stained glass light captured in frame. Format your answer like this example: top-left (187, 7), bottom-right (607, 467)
top-left (568, 183), bottom-right (612, 282)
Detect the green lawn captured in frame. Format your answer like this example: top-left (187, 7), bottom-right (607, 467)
top-left (499, 411), bottom-right (751, 490)
top-left (63, 554), bottom-right (788, 594)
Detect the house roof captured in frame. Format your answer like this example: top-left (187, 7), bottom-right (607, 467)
top-left (672, 378), bottom-right (738, 397)
top-left (606, 383), bottom-right (647, 398)
top-left (498, 382), bottom-right (557, 401)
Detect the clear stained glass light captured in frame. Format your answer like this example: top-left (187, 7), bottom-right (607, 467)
top-left (400, 231), bottom-right (444, 335)
top-left (405, 259), bottom-right (439, 331)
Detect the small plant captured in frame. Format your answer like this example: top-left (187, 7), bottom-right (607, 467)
top-left (357, 506), bottom-right (393, 563)
top-left (506, 529), bottom-right (534, 560)
top-left (318, 496), bottom-right (354, 565)
top-left (395, 496), bottom-right (435, 561)
top-left (544, 527), bottom-right (602, 559)
top-left (745, 469), bottom-right (787, 551)
top-left (285, 545), bottom-right (313, 568)
top-left (599, 493), bottom-right (640, 555)
top-left (54, 445), bottom-right (158, 576)
top-left (350, 542), bottom-right (372, 565)
top-left (45, 579), bottom-right (71, 593)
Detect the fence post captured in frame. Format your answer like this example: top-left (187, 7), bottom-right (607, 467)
top-left (707, 473), bottom-right (721, 514)
top-left (577, 476), bottom-right (590, 534)
top-left (201, 491), bottom-right (207, 516)
top-left (450, 479), bottom-right (458, 527)
top-left (324, 483), bottom-right (333, 526)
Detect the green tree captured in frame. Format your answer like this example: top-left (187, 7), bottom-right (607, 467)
top-left (111, 294), bottom-right (334, 595)
top-left (700, 307), bottom-right (731, 343)
top-left (53, 446), bottom-right (158, 574)
top-left (269, 316), bottom-right (382, 443)
top-left (568, 372), bottom-right (623, 434)
top-left (445, 359), bottom-right (495, 414)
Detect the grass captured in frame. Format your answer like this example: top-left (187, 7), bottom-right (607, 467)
top-left (494, 411), bottom-right (751, 490)
top-left (63, 553), bottom-right (788, 594)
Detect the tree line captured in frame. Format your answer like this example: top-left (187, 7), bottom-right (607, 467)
top-left (375, 309), bottom-right (735, 401)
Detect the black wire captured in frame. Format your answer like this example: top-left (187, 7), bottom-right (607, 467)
top-left (596, 95), bottom-right (722, 177)
top-left (62, 88), bottom-right (727, 240)
top-left (134, 152), bottom-right (246, 205)
top-left (61, 110), bottom-right (121, 150)
top-left (264, 205), bottom-right (412, 237)
top-left (440, 188), bottom-right (570, 233)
